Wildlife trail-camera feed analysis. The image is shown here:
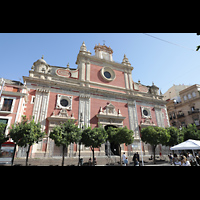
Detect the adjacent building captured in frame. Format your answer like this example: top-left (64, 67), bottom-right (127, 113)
top-left (166, 84), bottom-right (200, 129)
top-left (0, 78), bottom-right (26, 136)
top-left (163, 84), bottom-right (190, 102)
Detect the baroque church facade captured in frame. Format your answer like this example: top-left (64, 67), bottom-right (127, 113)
top-left (20, 42), bottom-right (169, 157)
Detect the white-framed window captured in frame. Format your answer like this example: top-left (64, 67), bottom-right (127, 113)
top-left (188, 94), bottom-right (192, 99)
top-left (100, 66), bottom-right (116, 82)
top-left (141, 107), bottom-right (151, 119)
top-left (31, 96), bottom-right (35, 104)
top-left (192, 91), bottom-right (196, 97)
top-left (56, 94), bottom-right (72, 110)
top-left (183, 95), bottom-right (187, 101)
top-left (0, 96), bottom-right (16, 113)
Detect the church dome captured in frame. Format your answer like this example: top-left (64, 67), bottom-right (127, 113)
top-left (35, 56), bottom-right (47, 64)
top-left (37, 58), bottom-right (47, 64)
top-left (33, 56), bottom-right (48, 73)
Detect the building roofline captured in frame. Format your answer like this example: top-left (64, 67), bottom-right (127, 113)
top-left (179, 84), bottom-right (200, 94)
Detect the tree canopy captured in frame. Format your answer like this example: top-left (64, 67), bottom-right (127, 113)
top-left (141, 126), bottom-right (170, 147)
top-left (107, 126), bottom-right (134, 145)
top-left (49, 119), bottom-right (81, 166)
top-left (9, 116), bottom-right (45, 166)
top-left (141, 126), bottom-right (170, 163)
top-left (182, 124), bottom-right (200, 141)
top-left (165, 126), bottom-right (183, 147)
top-left (0, 122), bottom-right (8, 145)
top-left (81, 126), bottom-right (108, 165)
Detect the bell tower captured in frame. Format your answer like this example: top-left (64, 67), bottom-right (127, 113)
top-left (94, 43), bottom-right (113, 61)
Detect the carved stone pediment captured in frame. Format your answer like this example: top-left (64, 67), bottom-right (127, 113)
top-left (140, 118), bottom-right (156, 128)
top-left (99, 103), bottom-right (123, 116)
top-left (96, 103), bottom-right (125, 127)
top-left (47, 109), bottom-right (76, 128)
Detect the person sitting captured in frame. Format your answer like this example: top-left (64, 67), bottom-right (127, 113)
top-left (181, 156), bottom-right (191, 166)
top-left (173, 153), bottom-right (181, 166)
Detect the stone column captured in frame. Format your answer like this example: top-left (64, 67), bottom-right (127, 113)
top-left (154, 105), bottom-right (165, 127)
top-left (127, 101), bottom-right (139, 139)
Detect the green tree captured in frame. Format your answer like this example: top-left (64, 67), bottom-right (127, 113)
top-left (81, 126), bottom-right (108, 165)
top-left (106, 126), bottom-right (134, 165)
top-left (0, 122), bottom-right (9, 149)
top-left (49, 119), bottom-right (81, 166)
top-left (9, 116), bottom-right (45, 166)
top-left (141, 126), bottom-right (170, 164)
top-left (106, 126), bottom-right (118, 144)
top-left (165, 126), bottom-right (183, 147)
top-left (181, 124), bottom-right (200, 141)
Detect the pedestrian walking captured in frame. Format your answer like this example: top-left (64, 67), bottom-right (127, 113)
top-left (122, 152), bottom-right (126, 164)
top-left (133, 152), bottom-right (140, 166)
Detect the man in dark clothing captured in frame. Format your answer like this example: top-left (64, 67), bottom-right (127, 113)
top-left (133, 152), bottom-right (140, 166)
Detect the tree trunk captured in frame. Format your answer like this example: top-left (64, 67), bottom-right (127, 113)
top-left (78, 141), bottom-right (81, 166)
top-left (62, 145), bottom-right (66, 166)
top-left (153, 145), bottom-right (157, 164)
top-left (119, 146), bottom-right (122, 166)
top-left (26, 145), bottom-right (31, 166)
top-left (92, 147), bottom-right (95, 166)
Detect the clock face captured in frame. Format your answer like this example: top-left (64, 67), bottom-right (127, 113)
top-left (60, 99), bottom-right (69, 107)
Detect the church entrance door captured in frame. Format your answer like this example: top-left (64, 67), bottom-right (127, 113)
top-left (104, 125), bottom-right (120, 156)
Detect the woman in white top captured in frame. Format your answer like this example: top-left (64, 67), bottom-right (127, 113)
top-left (181, 156), bottom-right (191, 166)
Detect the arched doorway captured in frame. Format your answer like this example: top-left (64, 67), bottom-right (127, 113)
top-left (104, 125), bottom-right (120, 156)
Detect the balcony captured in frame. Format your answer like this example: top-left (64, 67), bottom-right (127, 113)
top-left (177, 113), bottom-right (184, 118)
top-left (188, 109), bottom-right (200, 115)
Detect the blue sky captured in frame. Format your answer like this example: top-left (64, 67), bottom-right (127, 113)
top-left (0, 33), bottom-right (199, 93)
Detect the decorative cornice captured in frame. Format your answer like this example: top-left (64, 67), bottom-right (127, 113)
top-left (79, 94), bottom-right (90, 99)
top-left (23, 75), bottom-right (167, 106)
top-left (37, 88), bottom-right (50, 93)
top-left (2, 91), bottom-right (27, 97)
